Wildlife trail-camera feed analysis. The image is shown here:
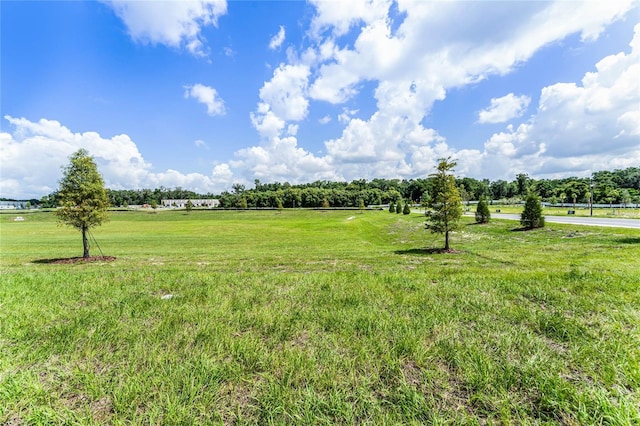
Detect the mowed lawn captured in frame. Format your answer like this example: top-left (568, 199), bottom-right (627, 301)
top-left (1, 210), bottom-right (638, 425)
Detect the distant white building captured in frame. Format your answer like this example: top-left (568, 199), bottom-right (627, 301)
top-left (162, 199), bottom-right (220, 208)
top-left (0, 201), bottom-right (23, 210)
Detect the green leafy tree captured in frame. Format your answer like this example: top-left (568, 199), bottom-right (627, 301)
top-left (55, 149), bottom-right (110, 258)
top-left (475, 198), bottom-right (491, 223)
top-left (322, 197), bottom-right (330, 208)
top-left (276, 198), bottom-right (284, 211)
top-left (388, 202), bottom-right (395, 213)
top-left (620, 189), bottom-right (631, 207)
top-left (425, 158), bottom-right (463, 250)
top-left (358, 198), bottom-right (365, 213)
top-left (403, 201), bottom-right (411, 215)
top-left (238, 197), bottom-right (248, 209)
top-left (396, 200), bottom-right (402, 214)
top-left (185, 199), bottom-right (193, 213)
top-left (520, 193), bottom-right (545, 229)
top-left (420, 193), bottom-right (430, 208)
top-left (515, 173), bottom-right (530, 196)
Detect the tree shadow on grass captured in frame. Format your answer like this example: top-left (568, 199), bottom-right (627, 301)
top-left (617, 237), bottom-right (640, 244)
top-left (511, 227), bottom-right (539, 232)
top-left (33, 256), bottom-right (117, 264)
top-left (395, 248), bottom-right (462, 256)
top-left (466, 222), bottom-right (491, 227)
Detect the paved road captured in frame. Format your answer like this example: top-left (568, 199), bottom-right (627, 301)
top-left (489, 213), bottom-right (640, 229)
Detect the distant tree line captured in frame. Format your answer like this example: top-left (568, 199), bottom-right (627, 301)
top-left (27, 167), bottom-right (640, 209)
top-left (38, 187), bottom-right (216, 209)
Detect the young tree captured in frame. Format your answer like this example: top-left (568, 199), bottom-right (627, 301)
top-left (403, 201), bottom-right (411, 215)
top-left (396, 200), bottom-right (402, 214)
top-left (425, 158), bottom-right (463, 250)
top-left (520, 193), bottom-right (545, 229)
top-left (185, 199), bottom-right (194, 213)
top-left (388, 202), bottom-right (395, 213)
top-left (55, 149), bottom-right (110, 258)
top-left (475, 198), bottom-right (491, 223)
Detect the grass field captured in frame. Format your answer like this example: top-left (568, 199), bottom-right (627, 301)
top-left (1, 210), bottom-right (639, 424)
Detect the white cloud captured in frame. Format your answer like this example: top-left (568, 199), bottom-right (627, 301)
top-left (235, 1), bottom-right (637, 186)
top-left (231, 136), bottom-right (338, 184)
top-left (194, 139), bottom-right (209, 150)
top-left (478, 93), bottom-right (531, 124)
top-left (298, 0), bottom-right (636, 182)
top-left (318, 115), bottom-right (331, 124)
top-left (258, 64), bottom-right (310, 121)
top-left (0, 116), bottom-right (231, 199)
top-left (338, 108), bottom-right (358, 123)
top-left (234, 0), bottom-right (640, 186)
top-left (475, 23), bottom-right (640, 179)
top-left (269, 26), bottom-right (286, 50)
top-left (251, 64), bottom-right (310, 139)
top-left (306, 1), bottom-right (634, 107)
top-left (250, 104), bottom-right (285, 140)
top-left (184, 84), bottom-right (226, 116)
top-left (104, 0), bottom-right (227, 56)
top-left (308, 0), bottom-right (392, 39)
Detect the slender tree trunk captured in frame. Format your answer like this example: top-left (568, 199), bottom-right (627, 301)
top-left (82, 226), bottom-right (90, 258)
top-left (444, 230), bottom-right (450, 250)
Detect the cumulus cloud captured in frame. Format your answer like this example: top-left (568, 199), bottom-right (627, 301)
top-left (231, 136), bottom-right (338, 184)
top-left (477, 23), bottom-right (640, 178)
top-left (239, 1), bottom-right (637, 185)
top-left (269, 26), bottom-right (286, 50)
top-left (251, 64), bottom-right (310, 139)
top-left (308, 0), bottom-right (392, 39)
top-left (258, 64), bottom-right (310, 121)
top-left (184, 84), bottom-right (226, 116)
top-left (478, 93), bottom-right (531, 124)
top-left (303, 0), bottom-right (635, 181)
top-left (104, 0), bottom-right (227, 56)
top-left (0, 116), bottom-right (231, 199)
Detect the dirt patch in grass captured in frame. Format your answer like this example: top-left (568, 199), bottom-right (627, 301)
top-left (34, 256), bottom-right (117, 264)
top-left (401, 360), bottom-right (422, 387)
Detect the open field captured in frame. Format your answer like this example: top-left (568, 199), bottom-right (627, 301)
top-left (1, 210), bottom-right (639, 424)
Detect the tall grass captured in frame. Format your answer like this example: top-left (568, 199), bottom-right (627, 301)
top-left (1, 210), bottom-right (638, 424)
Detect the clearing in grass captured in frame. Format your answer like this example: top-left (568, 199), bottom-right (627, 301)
top-left (1, 209), bottom-right (638, 424)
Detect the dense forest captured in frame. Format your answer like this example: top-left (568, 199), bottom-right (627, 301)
top-left (11, 167), bottom-right (640, 209)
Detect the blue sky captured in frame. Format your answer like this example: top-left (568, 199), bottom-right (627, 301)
top-left (1, 0), bottom-right (639, 199)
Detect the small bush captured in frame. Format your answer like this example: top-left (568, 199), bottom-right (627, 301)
top-left (389, 202), bottom-right (395, 213)
top-left (521, 193), bottom-right (545, 228)
top-left (475, 198), bottom-right (490, 223)
top-left (403, 202), bottom-right (411, 215)
top-left (396, 200), bottom-right (402, 214)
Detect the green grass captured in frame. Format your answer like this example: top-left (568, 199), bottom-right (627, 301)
top-left (1, 210), bottom-right (639, 424)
